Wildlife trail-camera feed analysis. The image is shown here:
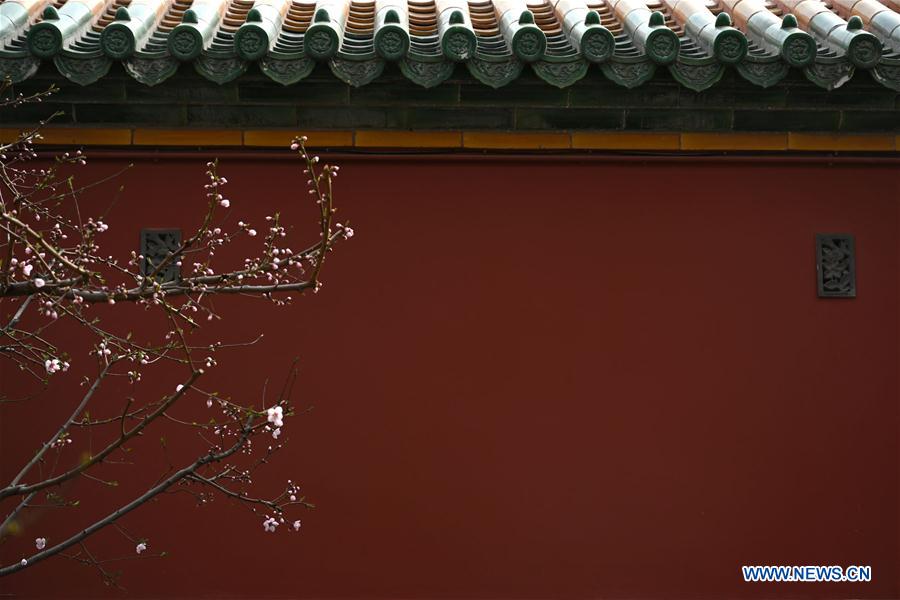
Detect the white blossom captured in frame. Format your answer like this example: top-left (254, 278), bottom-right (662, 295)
top-left (136, 542), bottom-right (147, 554)
top-left (33, 278), bottom-right (45, 288)
top-left (50, 435), bottom-right (72, 448)
top-left (263, 517), bottom-right (279, 533)
top-left (266, 406), bottom-right (284, 428)
top-left (35, 537), bottom-right (46, 550)
top-left (293, 520), bottom-right (301, 531)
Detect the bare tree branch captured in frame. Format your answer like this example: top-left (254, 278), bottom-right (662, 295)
top-left (0, 82), bottom-right (347, 581)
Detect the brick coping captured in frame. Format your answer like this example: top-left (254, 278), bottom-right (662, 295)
top-left (1, 128), bottom-right (898, 152)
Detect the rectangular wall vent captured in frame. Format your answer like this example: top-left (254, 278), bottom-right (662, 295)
top-left (140, 229), bottom-right (182, 283)
top-left (816, 234), bottom-right (855, 298)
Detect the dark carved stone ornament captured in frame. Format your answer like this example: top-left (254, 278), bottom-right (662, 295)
top-left (600, 58), bottom-right (655, 88)
top-left (532, 59), bottom-right (588, 88)
top-left (260, 55), bottom-right (315, 85)
top-left (194, 55), bottom-right (248, 84)
top-left (736, 56), bottom-right (789, 88)
top-left (329, 56), bottom-right (384, 86)
top-left (141, 229), bottom-right (182, 284)
top-left (0, 55), bottom-right (41, 83)
top-left (124, 54), bottom-right (180, 86)
top-left (466, 56), bottom-right (523, 88)
top-left (399, 57), bottom-right (455, 88)
top-left (816, 234), bottom-right (856, 298)
top-left (804, 57), bottom-right (855, 90)
top-left (667, 59), bottom-right (724, 92)
top-left (53, 53), bottom-right (112, 86)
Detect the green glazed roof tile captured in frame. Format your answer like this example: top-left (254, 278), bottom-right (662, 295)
top-left (0, 0), bottom-right (898, 89)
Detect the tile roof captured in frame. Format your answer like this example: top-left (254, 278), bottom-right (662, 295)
top-left (1, 0), bottom-right (899, 90)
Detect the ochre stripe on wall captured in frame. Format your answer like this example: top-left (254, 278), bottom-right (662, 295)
top-left (243, 130), bottom-right (355, 148)
top-left (1, 129), bottom-right (897, 152)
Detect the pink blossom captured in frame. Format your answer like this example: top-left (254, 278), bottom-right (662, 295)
top-left (219, 199), bottom-right (230, 208)
top-left (293, 520), bottom-right (301, 531)
top-left (35, 538), bottom-right (46, 550)
top-left (136, 542), bottom-right (147, 554)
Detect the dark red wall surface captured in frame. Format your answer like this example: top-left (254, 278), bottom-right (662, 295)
top-left (1, 154), bottom-right (898, 599)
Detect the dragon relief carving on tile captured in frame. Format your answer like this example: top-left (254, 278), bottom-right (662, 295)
top-left (668, 60), bottom-right (724, 91)
top-left (329, 57), bottom-right (385, 86)
top-left (54, 55), bottom-right (112, 86)
top-left (400, 58), bottom-right (455, 88)
top-left (532, 60), bottom-right (588, 88)
top-left (260, 56), bottom-right (315, 85)
top-left (124, 56), bottom-right (180, 86)
top-left (736, 59), bottom-right (789, 88)
top-left (194, 56), bottom-right (248, 84)
top-left (601, 60), bottom-right (655, 88)
top-left (467, 57), bottom-right (523, 88)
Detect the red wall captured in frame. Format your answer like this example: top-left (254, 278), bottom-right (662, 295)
top-left (1, 154), bottom-right (898, 599)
